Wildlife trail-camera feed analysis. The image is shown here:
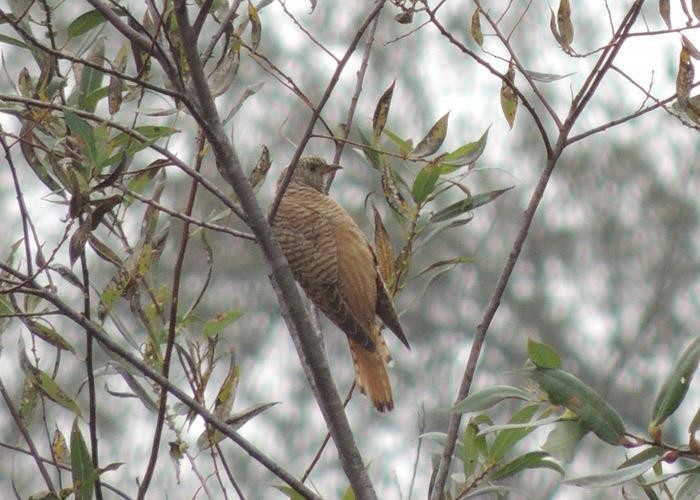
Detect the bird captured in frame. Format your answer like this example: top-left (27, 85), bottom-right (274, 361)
top-left (272, 156), bottom-right (410, 412)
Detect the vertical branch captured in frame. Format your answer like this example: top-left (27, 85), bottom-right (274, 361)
top-left (79, 249), bottom-right (102, 500)
top-left (427, 2), bottom-right (645, 498)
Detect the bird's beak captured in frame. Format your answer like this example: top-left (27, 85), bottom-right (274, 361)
top-left (327, 164), bottom-right (343, 172)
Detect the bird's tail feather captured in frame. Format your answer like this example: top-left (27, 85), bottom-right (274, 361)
top-left (348, 331), bottom-right (393, 412)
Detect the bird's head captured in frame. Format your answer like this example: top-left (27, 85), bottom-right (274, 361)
top-left (281, 157), bottom-right (341, 192)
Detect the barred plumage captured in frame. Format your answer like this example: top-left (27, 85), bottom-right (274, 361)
top-left (272, 157), bottom-right (409, 412)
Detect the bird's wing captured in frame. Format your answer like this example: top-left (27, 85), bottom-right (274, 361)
top-left (375, 270), bottom-right (410, 349)
top-left (274, 188), bottom-right (376, 350)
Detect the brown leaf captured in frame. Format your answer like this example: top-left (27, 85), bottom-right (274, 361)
top-left (372, 204), bottom-right (395, 287)
top-left (69, 218), bottom-right (93, 266)
top-left (248, 1), bottom-right (261, 51)
top-left (108, 45), bottom-right (128, 115)
top-left (694, 0), bottom-right (700, 21)
top-left (381, 162), bottom-right (409, 217)
top-left (471, 8), bottom-right (483, 48)
top-left (659, 0), bottom-right (671, 29)
top-left (677, 46), bottom-right (695, 107)
top-left (411, 112), bottom-right (449, 159)
top-left (557, 0), bottom-right (574, 49)
top-left (500, 61), bottom-right (518, 129)
top-left (249, 145), bottom-right (271, 191)
top-left (373, 80), bottom-right (395, 144)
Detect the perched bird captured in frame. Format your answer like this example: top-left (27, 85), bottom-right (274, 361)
top-left (272, 157), bottom-right (410, 412)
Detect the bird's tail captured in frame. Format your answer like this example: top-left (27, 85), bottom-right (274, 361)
top-left (348, 330), bottom-right (394, 412)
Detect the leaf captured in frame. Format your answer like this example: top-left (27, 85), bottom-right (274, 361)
top-left (64, 111), bottom-right (97, 168)
top-left (372, 205), bottom-right (395, 287)
top-left (410, 112), bottom-right (449, 159)
top-left (542, 420), bottom-right (588, 463)
top-left (214, 358), bottom-right (240, 419)
top-left (36, 370), bottom-right (82, 415)
top-left (249, 145), bottom-right (271, 192)
top-left (412, 256), bottom-right (474, 280)
top-left (18, 376), bottom-right (39, 425)
top-left (491, 451), bottom-right (563, 481)
top-left (373, 80), bottom-right (395, 144)
top-left (694, 0), bottom-right (700, 21)
top-left (248, 1), bottom-right (261, 51)
top-left (659, 0), bottom-right (671, 29)
top-left (530, 368), bottom-right (626, 445)
top-left (108, 44), bottom-right (128, 115)
top-left (557, 0), bottom-right (574, 49)
top-left (562, 458), bottom-right (659, 488)
top-left (677, 46), bottom-right (695, 107)
top-left (412, 163), bottom-right (440, 204)
top-left (273, 485), bottom-right (307, 500)
top-left (111, 126), bottom-right (178, 150)
top-left (77, 37), bottom-right (105, 112)
top-left (67, 10), bottom-right (107, 38)
top-left (381, 161), bottom-right (410, 217)
top-left (429, 186), bottom-right (513, 223)
top-left (442, 128), bottom-right (489, 167)
top-left (203, 310), bottom-right (245, 337)
top-left (19, 121), bottom-right (63, 194)
top-left (523, 69), bottom-right (575, 83)
top-left (452, 385), bottom-right (530, 414)
top-left (462, 421), bottom-right (483, 479)
top-left (383, 127), bottom-right (413, 157)
top-left (650, 336), bottom-right (700, 427)
top-left (471, 8), bottom-right (483, 48)
top-left (500, 60), bottom-right (517, 129)
top-left (26, 320), bottom-right (75, 353)
top-left (227, 401), bottom-right (279, 430)
top-left (676, 471), bottom-right (700, 500)
top-left (112, 365), bottom-right (158, 412)
top-left (52, 428), bottom-right (71, 466)
top-left (489, 404), bottom-right (539, 462)
top-left (69, 219), bottom-right (93, 267)
top-left (71, 419), bottom-right (96, 500)
top-left (358, 128), bottom-right (382, 170)
top-left (527, 338), bottom-right (561, 369)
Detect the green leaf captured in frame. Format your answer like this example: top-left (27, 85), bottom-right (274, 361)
top-left (273, 485), bottom-right (307, 500)
top-left (500, 60), bottom-right (517, 129)
top-left (71, 419), bottom-right (96, 500)
top-left (64, 111), bottom-right (97, 166)
top-left (650, 336), bottom-right (700, 427)
top-left (358, 128), bottom-right (382, 170)
top-left (429, 186), bottom-right (513, 223)
top-left (453, 385), bottom-right (530, 414)
top-left (489, 404), bottom-right (539, 462)
top-left (77, 38), bottom-right (105, 112)
top-left (491, 451), bottom-right (563, 480)
top-left (562, 457), bottom-right (659, 488)
top-left (33, 369), bottom-right (81, 416)
top-left (442, 128), bottom-right (489, 167)
top-left (373, 80), bottom-right (395, 144)
top-left (26, 321), bottom-right (75, 353)
top-left (542, 420), bottom-right (588, 463)
top-left (110, 126), bottom-right (178, 154)
top-left (411, 112), bottom-right (449, 159)
top-left (420, 431), bottom-right (465, 457)
top-left (412, 164), bottom-right (440, 204)
top-left (202, 310), bottom-right (245, 337)
top-left (530, 368), bottom-right (626, 445)
top-left (68, 10), bottom-right (107, 38)
top-left (676, 470), bottom-right (700, 500)
top-left (383, 127), bottom-right (413, 157)
top-left (523, 69), bottom-right (575, 82)
top-left (462, 420), bottom-right (487, 478)
top-left (0, 33), bottom-right (28, 49)
top-left (528, 338), bottom-right (561, 369)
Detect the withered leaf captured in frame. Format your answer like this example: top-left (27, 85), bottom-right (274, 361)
top-left (410, 112), bottom-right (449, 159)
top-left (373, 80), bottom-right (395, 144)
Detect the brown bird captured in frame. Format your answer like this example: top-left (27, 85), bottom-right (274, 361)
top-left (272, 157), bottom-right (409, 412)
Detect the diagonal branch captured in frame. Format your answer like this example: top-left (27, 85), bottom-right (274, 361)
top-left (171, 1), bottom-right (385, 497)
